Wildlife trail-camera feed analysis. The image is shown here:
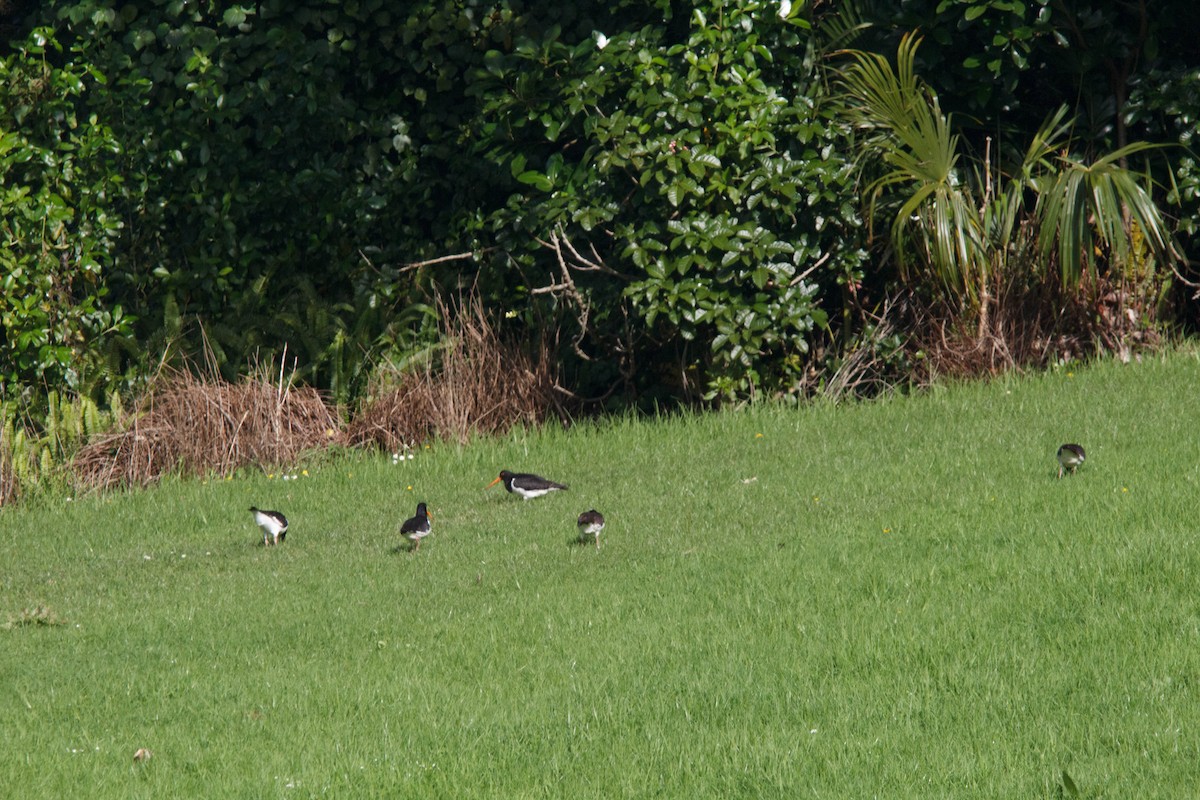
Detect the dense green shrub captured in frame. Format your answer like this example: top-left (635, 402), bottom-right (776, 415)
top-left (1, 0), bottom-right (1195, 416)
top-left (472, 2), bottom-right (867, 401)
top-left (0, 29), bottom-right (132, 400)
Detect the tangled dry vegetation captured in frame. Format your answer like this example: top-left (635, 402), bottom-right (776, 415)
top-left (68, 299), bottom-right (562, 491)
top-left (73, 367), bottom-right (341, 492)
top-left (803, 269), bottom-right (1167, 400)
top-left (348, 295), bottom-right (562, 450)
top-left (32, 272), bottom-right (1166, 496)
top-left (917, 272), bottom-right (1163, 379)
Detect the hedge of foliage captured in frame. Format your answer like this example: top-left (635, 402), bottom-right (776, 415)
top-left (2, 0), bottom-right (1197, 411)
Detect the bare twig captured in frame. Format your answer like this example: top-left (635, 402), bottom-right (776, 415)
top-left (402, 251), bottom-right (483, 270)
top-left (358, 249), bottom-right (495, 274)
top-left (789, 252), bottom-right (832, 286)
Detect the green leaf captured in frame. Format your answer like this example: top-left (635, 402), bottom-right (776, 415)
top-left (515, 171), bottom-right (553, 191)
top-left (509, 154), bottom-right (527, 178)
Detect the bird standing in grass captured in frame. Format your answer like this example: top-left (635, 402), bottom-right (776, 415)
top-left (487, 470), bottom-right (568, 499)
top-left (577, 509), bottom-right (605, 549)
top-left (1057, 444), bottom-right (1086, 478)
top-left (400, 502), bottom-right (433, 551)
top-left (250, 507), bottom-right (289, 546)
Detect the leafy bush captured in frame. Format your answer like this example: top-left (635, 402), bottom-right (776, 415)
top-left (39, 0), bottom-right (476, 399)
top-left (472, 1), bottom-right (867, 401)
top-left (0, 29), bottom-right (133, 400)
top-left (3, 0), bottom-right (1194, 416)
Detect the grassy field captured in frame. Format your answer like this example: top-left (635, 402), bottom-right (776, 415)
top-left (3, 351), bottom-right (1200, 798)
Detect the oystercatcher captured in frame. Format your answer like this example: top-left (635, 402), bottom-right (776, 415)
top-left (250, 507), bottom-right (289, 546)
top-left (1056, 444), bottom-right (1086, 478)
top-left (400, 502), bottom-right (433, 551)
top-left (577, 509), bottom-right (605, 549)
top-left (487, 470), bottom-right (568, 499)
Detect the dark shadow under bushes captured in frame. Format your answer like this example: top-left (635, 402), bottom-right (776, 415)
top-left (349, 295), bottom-right (563, 450)
top-left (73, 367), bottom-right (341, 492)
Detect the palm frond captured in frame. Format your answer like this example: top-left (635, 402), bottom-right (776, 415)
top-left (1036, 145), bottom-right (1178, 287)
top-left (836, 33), bottom-right (985, 295)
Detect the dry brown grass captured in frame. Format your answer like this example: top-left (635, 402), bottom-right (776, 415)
top-left (807, 268), bottom-right (1167, 400)
top-left (63, 296), bottom-right (563, 492)
top-left (349, 295), bottom-right (562, 449)
top-left (917, 271), bottom-right (1163, 379)
top-left (72, 366), bottom-right (341, 492)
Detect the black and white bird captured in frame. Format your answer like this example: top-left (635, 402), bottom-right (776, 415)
top-left (577, 509), bottom-right (605, 549)
top-left (487, 470), bottom-right (568, 500)
top-left (1056, 444), bottom-right (1086, 478)
top-left (400, 501), bottom-right (433, 551)
top-left (250, 506), bottom-right (289, 546)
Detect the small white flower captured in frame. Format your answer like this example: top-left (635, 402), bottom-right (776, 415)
top-left (594, 31), bottom-right (609, 50)
top-left (779, 0), bottom-right (792, 19)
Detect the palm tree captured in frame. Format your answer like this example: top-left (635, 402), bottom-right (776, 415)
top-left (834, 32), bottom-right (1178, 338)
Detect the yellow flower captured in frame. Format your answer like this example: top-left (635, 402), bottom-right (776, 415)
top-left (755, 433), bottom-right (764, 439)
top-left (1121, 486), bottom-right (1129, 493)
top-left (301, 469), bottom-right (309, 476)
top-left (407, 485), bottom-right (413, 491)
top-left (882, 527), bottom-right (892, 534)
top-left (1066, 371), bottom-right (1075, 378)
top-left (267, 473), bottom-right (275, 479)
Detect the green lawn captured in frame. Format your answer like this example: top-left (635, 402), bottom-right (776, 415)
top-left (3, 351), bottom-right (1200, 798)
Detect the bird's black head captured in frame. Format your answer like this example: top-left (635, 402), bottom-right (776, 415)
top-left (416, 502), bottom-right (428, 516)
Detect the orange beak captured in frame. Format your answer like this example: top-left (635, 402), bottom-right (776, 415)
top-left (487, 477), bottom-right (502, 489)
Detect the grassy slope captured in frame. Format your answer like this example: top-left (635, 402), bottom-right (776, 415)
top-left (2, 352), bottom-right (1200, 798)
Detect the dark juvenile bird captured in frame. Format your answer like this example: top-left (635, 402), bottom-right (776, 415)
top-left (250, 507), bottom-right (289, 546)
top-left (577, 509), bottom-right (605, 549)
top-left (400, 502), bottom-right (433, 551)
top-left (1056, 444), bottom-right (1086, 478)
top-left (487, 470), bottom-right (568, 500)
